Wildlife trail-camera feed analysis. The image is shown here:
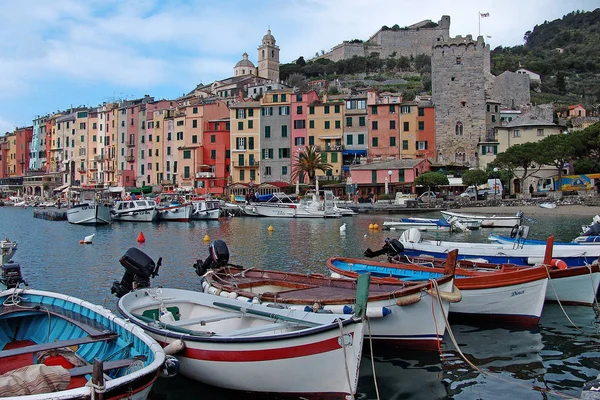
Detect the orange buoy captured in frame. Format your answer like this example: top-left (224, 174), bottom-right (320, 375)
top-left (137, 231), bottom-right (146, 243)
top-left (551, 259), bottom-right (567, 270)
top-left (79, 240), bottom-right (84, 244)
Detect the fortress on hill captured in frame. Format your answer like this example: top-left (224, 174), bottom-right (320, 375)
top-left (318, 15), bottom-right (451, 61)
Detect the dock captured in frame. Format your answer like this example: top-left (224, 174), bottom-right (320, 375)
top-left (33, 209), bottom-right (67, 221)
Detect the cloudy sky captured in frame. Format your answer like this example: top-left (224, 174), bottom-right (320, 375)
top-left (0, 0), bottom-right (597, 134)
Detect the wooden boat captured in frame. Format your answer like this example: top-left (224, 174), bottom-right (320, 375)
top-left (112, 199), bottom-right (158, 222)
top-left (364, 237), bottom-right (600, 306)
top-left (398, 227), bottom-right (600, 266)
top-left (327, 252), bottom-right (549, 326)
top-left (441, 210), bottom-right (523, 228)
top-left (67, 189), bottom-right (112, 225)
top-left (200, 244), bottom-right (460, 351)
top-left (0, 288), bottom-right (166, 399)
top-left (113, 245), bottom-right (372, 399)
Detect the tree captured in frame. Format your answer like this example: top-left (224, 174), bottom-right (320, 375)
top-left (295, 56), bottom-right (306, 66)
top-left (291, 146), bottom-right (332, 184)
top-left (538, 133), bottom-right (585, 191)
top-left (287, 73), bottom-right (308, 90)
top-left (414, 172), bottom-right (449, 194)
top-left (493, 142), bottom-right (547, 193)
top-left (461, 169), bottom-right (489, 199)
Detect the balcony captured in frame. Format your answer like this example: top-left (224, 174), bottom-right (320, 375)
top-left (125, 155), bottom-right (135, 162)
top-left (231, 161), bottom-right (259, 168)
top-left (315, 145), bottom-right (344, 152)
top-left (126, 141), bottom-right (135, 148)
top-left (77, 168), bottom-right (86, 173)
top-left (195, 171), bottom-right (215, 178)
top-left (161, 179), bottom-right (173, 185)
top-left (89, 165), bottom-right (98, 171)
top-left (94, 155), bottom-right (104, 162)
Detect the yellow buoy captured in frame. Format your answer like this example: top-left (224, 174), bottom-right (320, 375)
top-left (373, 223), bottom-right (379, 230)
top-left (203, 234), bottom-right (210, 242)
top-left (268, 225), bottom-right (274, 232)
top-left (369, 223), bottom-right (374, 229)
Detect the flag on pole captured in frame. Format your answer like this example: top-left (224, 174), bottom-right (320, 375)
top-left (486, 35), bottom-right (492, 38)
top-left (480, 12), bottom-right (490, 17)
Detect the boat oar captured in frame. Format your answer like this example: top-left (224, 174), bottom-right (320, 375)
top-left (212, 302), bottom-right (321, 327)
top-left (543, 236), bottom-right (555, 265)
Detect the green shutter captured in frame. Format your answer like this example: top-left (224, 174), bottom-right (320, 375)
top-left (493, 145), bottom-right (498, 155)
top-left (482, 146), bottom-right (487, 155)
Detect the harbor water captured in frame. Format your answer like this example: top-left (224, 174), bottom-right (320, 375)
top-left (1, 206), bottom-right (600, 399)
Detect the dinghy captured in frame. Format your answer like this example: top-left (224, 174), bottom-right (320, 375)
top-left (200, 241), bottom-right (460, 351)
top-left (112, 246), bottom-right (370, 398)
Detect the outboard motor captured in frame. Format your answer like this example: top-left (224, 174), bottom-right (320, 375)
top-left (111, 247), bottom-right (161, 298)
top-left (384, 238), bottom-right (405, 256)
top-left (193, 240), bottom-right (230, 277)
top-left (1, 262), bottom-right (27, 289)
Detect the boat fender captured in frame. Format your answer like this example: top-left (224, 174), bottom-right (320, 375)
top-left (330, 272), bottom-right (343, 279)
top-left (251, 297), bottom-right (260, 304)
top-left (395, 293), bottom-right (422, 306)
top-left (365, 307), bottom-right (391, 318)
top-left (160, 355), bottom-right (180, 378)
top-left (323, 305), bottom-right (354, 314)
top-left (550, 259), bottom-right (567, 270)
top-left (227, 291), bottom-right (238, 299)
top-left (510, 224), bottom-right (520, 239)
top-left (206, 286), bottom-right (218, 295)
top-left (426, 285), bottom-right (462, 303)
top-left (236, 296), bottom-right (252, 302)
top-left (218, 290), bottom-right (230, 297)
top-left (163, 339), bottom-right (185, 355)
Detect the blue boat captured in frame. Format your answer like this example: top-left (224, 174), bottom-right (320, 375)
top-left (489, 233), bottom-right (600, 245)
top-left (0, 260), bottom-right (167, 399)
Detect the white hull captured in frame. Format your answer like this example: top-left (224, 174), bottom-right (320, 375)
top-left (118, 288), bottom-right (363, 396)
top-left (383, 221), bottom-right (451, 231)
top-left (253, 203), bottom-right (297, 218)
top-left (67, 203), bottom-right (112, 225)
top-left (451, 279), bottom-right (548, 321)
top-left (545, 271), bottom-right (600, 305)
top-left (441, 210), bottom-right (521, 228)
top-left (190, 200), bottom-right (221, 220)
top-left (157, 204), bottom-right (192, 222)
top-left (113, 209), bottom-right (157, 222)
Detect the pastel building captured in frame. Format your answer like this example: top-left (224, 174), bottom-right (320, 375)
top-left (290, 90), bottom-right (320, 183)
top-left (203, 117), bottom-right (231, 195)
top-left (259, 89), bottom-right (293, 183)
top-left (416, 99), bottom-right (436, 159)
top-left (30, 115), bottom-right (48, 172)
top-left (307, 95), bottom-right (344, 181)
top-left (340, 94), bottom-right (368, 178)
top-left (230, 101), bottom-right (261, 184)
top-left (349, 158), bottom-right (431, 196)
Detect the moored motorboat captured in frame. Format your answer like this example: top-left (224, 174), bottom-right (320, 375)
top-left (0, 283), bottom-right (166, 399)
top-left (364, 237), bottom-right (600, 306)
top-left (112, 199), bottom-right (158, 222)
top-left (199, 241), bottom-right (460, 351)
top-left (67, 189), bottom-right (112, 225)
top-left (156, 200), bottom-right (192, 222)
top-left (383, 217), bottom-right (481, 231)
top-left (112, 246), bottom-right (370, 398)
top-left (329, 244), bottom-right (549, 326)
top-left (441, 210), bottom-right (523, 228)
top-left (189, 197), bottom-right (221, 220)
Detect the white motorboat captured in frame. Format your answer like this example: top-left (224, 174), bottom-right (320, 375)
top-left (112, 199), bottom-right (158, 222)
top-left (190, 198), bottom-right (221, 220)
top-left (251, 192), bottom-right (299, 218)
top-left (382, 217), bottom-right (481, 231)
top-left (441, 210), bottom-right (523, 228)
top-left (296, 190), bottom-right (342, 218)
top-left (0, 239), bottom-right (17, 265)
top-left (156, 201), bottom-right (192, 222)
top-left (67, 189), bottom-right (112, 225)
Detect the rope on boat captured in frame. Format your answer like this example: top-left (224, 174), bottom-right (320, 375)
top-left (544, 266), bottom-right (585, 333)
top-left (366, 318), bottom-right (381, 400)
top-left (337, 318), bottom-right (354, 400)
top-left (3, 287), bottom-right (53, 342)
top-left (430, 279), bottom-right (578, 399)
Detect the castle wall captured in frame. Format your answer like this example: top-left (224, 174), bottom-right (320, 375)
top-left (487, 71), bottom-right (531, 108)
top-left (432, 36), bottom-right (489, 167)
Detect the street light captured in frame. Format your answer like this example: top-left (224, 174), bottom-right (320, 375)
top-left (493, 167), bottom-right (498, 198)
top-left (387, 170), bottom-right (392, 203)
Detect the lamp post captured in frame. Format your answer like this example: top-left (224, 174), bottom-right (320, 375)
top-left (493, 167), bottom-right (498, 198)
top-left (387, 170), bottom-right (392, 203)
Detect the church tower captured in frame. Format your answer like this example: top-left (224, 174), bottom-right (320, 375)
top-left (257, 29), bottom-right (280, 82)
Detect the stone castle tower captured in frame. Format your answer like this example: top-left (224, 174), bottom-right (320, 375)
top-left (431, 35), bottom-right (490, 166)
top-left (258, 29), bottom-right (280, 82)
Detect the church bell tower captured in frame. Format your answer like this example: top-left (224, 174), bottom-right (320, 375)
top-left (257, 29), bottom-right (280, 82)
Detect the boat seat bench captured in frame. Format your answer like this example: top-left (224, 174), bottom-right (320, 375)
top-left (68, 356), bottom-right (147, 377)
top-left (224, 322), bottom-right (291, 337)
top-left (169, 313), bottom-right (241, 327)
top-left (0, 332), bottom-right (119, 359)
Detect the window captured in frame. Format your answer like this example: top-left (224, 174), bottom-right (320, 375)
top-left (193, 107), bottom-right (198, 114)
top-left (236, 109), bottom-right (246, 119)
top-left (321, 153), bottom-right (327, 163)
top-left (399, 169), bottom-right (405, 182)
top-left (296, 106), bottom-right (303, 115)
top-left (456, 57), bottom-right (462, 65)
top-left (293, 120), bottom-right (306, 129)
top-left (358, 134), bottom-right (365, 145)
top-left (390, 137), bottom-right (396, 147)
top-left (192, 135), bottom-right (197, 144)
top-left (176, 120), bottom-right (183, 126)
top-left (334, 105), bottom-right (340, 113)
top-left (265, 126), bottom-right (271, 138)
top-left (346, 117), bottom-right (352, 127)
top-left (417, 141), bottom-right (428, 150)
top-left (481, 145), bottom-right (497, 155)
top-left (282, 125), bottom-right (288, 137)
top-left (491, 115), bottom-right (496, 123)
top-left (309, 106), bottom-right (314, 114)
top-left (192, 120), bottom-right (197, 128)
top-left (296, 94), bottom-right (302, 101)
top-left (261, 107), bottom-right (274, 116)
top-left (249, 137), bottom-right (254, 150)
top-left (372, 121), bottom-right (378, 130)
top-left (264, 166), bottom-right (272, 176)
top-left (372, 137), bottom-right (378, 147)
top-left (455, 122), bottom-right (463, 136)
top-left (282, 166), bottom-right (288, 175)
top-left (294, 137), bottom-right (305, 146)
top-left (210, 134), bottom-right (216, 143)
top-left (418, 108), bottom-right (424, 117)
top-left (389, 105), bottom-right (395, 113)
top-left (495, 105), bottom-right (499, 113)
top-left (238, 154), bottom-right (244, 166)
top-left (236, 137), bottom-right (246, 150)
top-left (183, 150), bottom-right (191, 159)
top-left (309, 136), bottom-right (314, 145)
top-left (401, 106), bottom-right (411, 114)
top-left (403, 122), bottom-right (409, 131)
top-left (513, 130), bottom-right (521, 138)
top-left (359, 116), bottom-right (366, 127)
top-left (418, 121), bottom-right (424, 130)
top-left (309, 120), bottom-right (314, 129)
top-left (325, 121), bottom-right (330, 130)
top-left (279, 106), bottom-right (289, 116)
top-left (177, 131), bottom-right (183, 140)
top-left (239, 170), bottom-right (245, 181)
top-left (537, 129), bottom-right (544, 136)
top-left (324, 105), bottom-right (330, 114)
top-left (278, 148), bottom-right (290, 158)
top-left (167, 132), bottom-right (171, 140)
top-left (248, 109), bottom-right (254, 117)
top-left (211, 150), bottom-right (216, 159)
top-left (263, 148), bottom-right (274, 159)
top-left (167, 147), bottom-right (171, 155)
top-left (402, 140), bottom-right (409, 150)
top-left (335, 120), bottom-right (341, 129)
top-left (238, 121), bottom-right (243, 130)
top-left (487, 104), bottom-right (491, 112)
top-left (331, 153), bottom-right (338, 163)
top-left (248, 120), bottom-right (254, 129)
top-left (273, 94), bottom-right (278, 102)
top-left (184, 166), bottom-right (190, 179)
top-left (390, 120), bottom-right (396, 129)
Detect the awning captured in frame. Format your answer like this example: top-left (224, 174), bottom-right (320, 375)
top-left (342, 150), bottom-right (367, 156)
top-left (53, 184), bottom-right (69, 192)
top-left (319, 135), bottom-right (342, 140)
top-left (109, 186), bottom-right (125, 193)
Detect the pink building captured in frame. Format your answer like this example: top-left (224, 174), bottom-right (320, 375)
top-left (348, 158), bottom-right (431, 197)
top-left (290, 90), bottom-right (320, 183)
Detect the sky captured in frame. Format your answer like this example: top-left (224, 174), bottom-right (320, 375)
top-left (0, 0), bottom-right (598, 135)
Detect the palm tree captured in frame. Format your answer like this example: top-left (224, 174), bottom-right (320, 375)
top-left (291, 145), bottom-right (332, 184)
